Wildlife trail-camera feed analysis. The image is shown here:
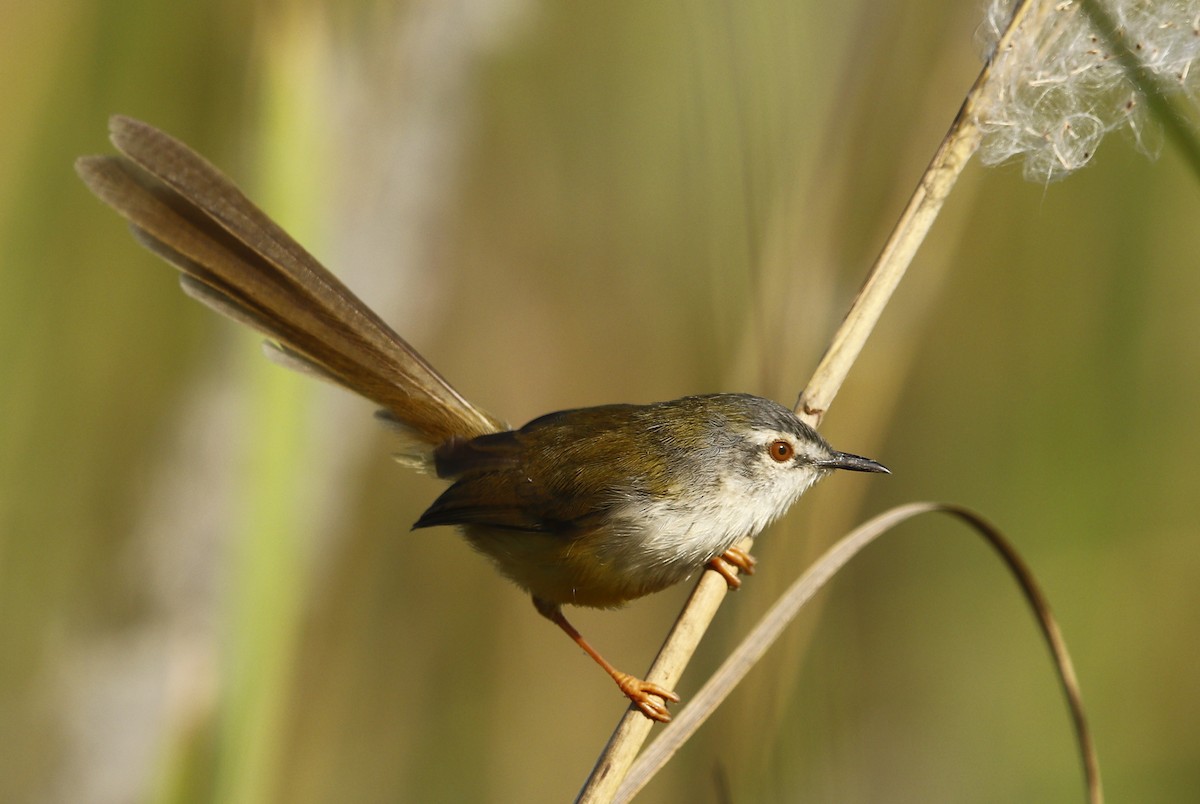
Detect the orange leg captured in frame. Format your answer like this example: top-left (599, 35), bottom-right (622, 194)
top-left (533, 597), bottom-right (679, 722)
top-left (707, 546), bottom-right (757, 590)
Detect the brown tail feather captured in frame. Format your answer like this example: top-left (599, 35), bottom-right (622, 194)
top-left (76, 116), bottom-right (503, 446)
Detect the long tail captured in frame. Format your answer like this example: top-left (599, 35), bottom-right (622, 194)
top-left (76, 115), bottom-right (503, 446)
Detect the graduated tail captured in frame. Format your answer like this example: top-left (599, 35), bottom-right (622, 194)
top-left (76, 116), bottom-right (503, 447)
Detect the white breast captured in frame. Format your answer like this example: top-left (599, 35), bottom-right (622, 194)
top-left (596, 464), bottom-right (825, 596)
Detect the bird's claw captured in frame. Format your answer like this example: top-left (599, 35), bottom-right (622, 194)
top-left (615, 672), bottom-right (680, 723)
top-left (707, 546), bottom-right (757, 590)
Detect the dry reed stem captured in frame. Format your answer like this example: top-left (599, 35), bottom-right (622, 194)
top-left (614, 503), bottom-right (1102, 803)
top-left (576, 1), bottom-right (1047, 801)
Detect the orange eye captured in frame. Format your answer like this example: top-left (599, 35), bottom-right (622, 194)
top-left (768, 439), bottom-right (794, 462)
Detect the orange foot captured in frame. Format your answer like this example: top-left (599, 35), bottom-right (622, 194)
top-left (707, 546), bottom-right (758, 590)
top-left (614, 671), bottom-right (680, 722)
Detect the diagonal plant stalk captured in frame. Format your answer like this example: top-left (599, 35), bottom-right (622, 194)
top-left (576, 0), bottom-right (1047, 800)
top-left (612, 503), bottom-right (1102, 803)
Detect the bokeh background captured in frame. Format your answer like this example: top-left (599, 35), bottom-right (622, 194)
top-left (3, 2), bottom-right (1198, 802)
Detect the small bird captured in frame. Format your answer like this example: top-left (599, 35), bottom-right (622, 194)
top-left (76, 116), bottom-right (888, 722)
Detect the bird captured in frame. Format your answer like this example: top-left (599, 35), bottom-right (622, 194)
top-left (76, 116), bottom-right (888, 722)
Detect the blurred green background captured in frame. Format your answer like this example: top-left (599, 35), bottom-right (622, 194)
top-left (3, 1), bottom-right (1198, 802)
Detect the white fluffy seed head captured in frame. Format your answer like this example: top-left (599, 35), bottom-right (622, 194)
top-left (976, 0), bottom-right (1200, 182)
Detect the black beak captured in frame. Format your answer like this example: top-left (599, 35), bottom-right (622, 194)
top-left (818, 452), bottom-right (890, 474)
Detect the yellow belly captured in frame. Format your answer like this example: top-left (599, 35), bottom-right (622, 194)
top-left (460, 523), bottom-right (715, 609)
